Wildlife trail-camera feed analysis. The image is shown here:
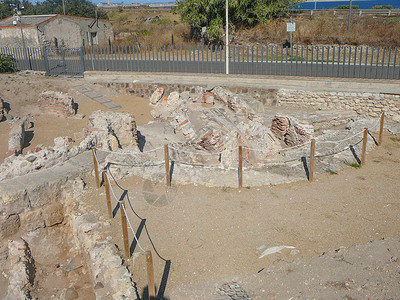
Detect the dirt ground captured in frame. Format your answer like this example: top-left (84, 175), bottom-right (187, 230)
top-left (1, 74), bottom-right (399, 299)
top-left (81, 131), bottom-right (400, 299)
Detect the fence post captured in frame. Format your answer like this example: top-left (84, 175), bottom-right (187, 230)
top-left (164, 144), bottom-right (171, 187)
top-left (238, 145), bottom-right (243, 188)
top-left (92, 148), bottom-right (100, 188)
top-left (104, 170), bottom-right (112, 219)
top-left (120, 201), bottom-right (130, 259)
top-left (79, 46), bottom-right (86, 75)
top-left (361, 128), bottom-right (368, 165)
top-left (42, 46), bottom-right (50, 75)
top-left (145, 251), bottom-right (156, 300)
top-left (378, 112), bottom-right (385, 146)
top-left (309, 139), bottom-right (316, 182)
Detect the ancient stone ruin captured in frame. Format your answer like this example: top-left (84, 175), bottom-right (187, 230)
top-left (37, 91), bottom-right (84, 119)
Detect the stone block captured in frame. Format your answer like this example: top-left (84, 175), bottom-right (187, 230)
top-left (20, 209), bottom-right (44, 231)
top-left (43, 203), bottom-right (64, 227)
top-left (0, 214), bottom-right (20, 239)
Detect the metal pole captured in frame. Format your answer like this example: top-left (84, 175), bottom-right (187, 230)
top-left (348, 0), bottom-right (352, 33)
top-left (18, 16), bottom-right (31, 70)
top-left (225, 0), bottom-right (229, 74)
top-left (290, 16), bottom-right (293, 49)
top-left (62, 0), bottom-right (66, 15)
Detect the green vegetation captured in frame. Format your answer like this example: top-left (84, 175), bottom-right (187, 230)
top-left (372, 5), bottom-right (393, 10)
top-left (326, 169), bottom-right (338, 175)
top-left (0, 0), bottom-right (107, 20)
top-left (344, 160), bottom-right (361, 168)
top-left (0, 54), bottom-right (16, 73)
top-left (336, 5), bottom-right (359, 9)
top-left (390, 137), bottom-right (400, 142)
top-left (384, 17), bottom-right (400, 25)
top-left (175, 0), bottom-right (303, 43)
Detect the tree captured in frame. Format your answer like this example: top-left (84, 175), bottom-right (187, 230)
top-left (175, 0), bottom-right (302, 43)
top-left (0, 0), bottom-right (107, 20)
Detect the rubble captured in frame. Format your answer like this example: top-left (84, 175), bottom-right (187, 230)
top-left (87, 110), bottom-right (140, 151)
top-left (6, 238), bottom-right (36, 299)
top-left (5, 116), bottom-right (28, 159)
top-left (0, 97), bottom-right (9, 121)
top-left (37, 91), bottom-right (84, 119)
top-left (271, 114), bottom-right (314, 146)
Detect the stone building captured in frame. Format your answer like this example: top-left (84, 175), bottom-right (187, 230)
top-left (0, 14), bottom-right (113, 48)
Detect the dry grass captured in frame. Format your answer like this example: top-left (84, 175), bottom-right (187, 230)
top-left (109, 9), bottom-right (191, 47)
top-left (235, 12), bottom-right (400, 47)
top-left (106, 9), bottom-right (400, 47)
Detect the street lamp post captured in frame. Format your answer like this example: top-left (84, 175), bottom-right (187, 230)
top-left (11, 4), bottom-right (32, 70)
top-left (225, 0), bottom-right (229, 75)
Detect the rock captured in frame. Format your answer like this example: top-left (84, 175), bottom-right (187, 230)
top-left (6, 238), bottom-right (35, 299)
top-left (271, 114), bottom-right (314, 146)
top-left (6, 117), bottom-right (27, 158)
top-left (64, 287), bottom-right (78, 300)
top-left (202, 92), bottom-right (215, 105)
top-left (37, 91), bottom-right (77, 118)
top-left (20, 209), bottom-right (44, 232)
top-left (0, 97), bottom-right (9, 121)
top-left (0, 214), bottom-right (20, 239)
top-left (94, 281), bottom-right (105, 289)
top-left (43, 203), bottom-right (64, 227)
top-left (87, 110), bottom-right (139, 151)
top-left (150, 87), bottom-right (164, 105)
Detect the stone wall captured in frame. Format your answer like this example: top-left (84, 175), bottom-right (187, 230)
top-left (277, 89), bottom-right (400, 121)
top-left (96, 82), bottom-right (400, 121)
top-left (95, 82), bottom-right (278, 106)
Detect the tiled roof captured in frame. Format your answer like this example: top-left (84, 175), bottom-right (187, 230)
top-left (0, 15), bottom-right (56, 27)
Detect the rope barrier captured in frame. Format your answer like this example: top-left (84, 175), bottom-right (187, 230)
top-left (107, 167), bottom-right (169, 262)
top-left (96, 146), bottom-right (164, 155)
top-left (93, 113), bottom-right (383, 168)
top-left (106, 172), bottom-right (146, 253)
top-left (168, 145), bottom-right (234, 156)
top-left (121, 202), bottom-right (146, 253)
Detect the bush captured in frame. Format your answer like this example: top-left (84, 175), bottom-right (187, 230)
top-left (0, 54), bottom-right (16, 73)
top-left (372, 5), bottom-right (393, 10)
top-left (337, 5), bottom-right (359, 9)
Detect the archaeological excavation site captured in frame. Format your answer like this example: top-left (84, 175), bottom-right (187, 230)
top-left (0, 73), bottom-right (400, 299)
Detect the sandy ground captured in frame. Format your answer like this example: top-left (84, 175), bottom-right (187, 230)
top-left (79, 131), bottom-right (400, 299)
top-left (1, 74), bottom-right (399, 299)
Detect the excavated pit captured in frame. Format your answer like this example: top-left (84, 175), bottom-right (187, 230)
top-left (1, 75), bottom-right (400, 299)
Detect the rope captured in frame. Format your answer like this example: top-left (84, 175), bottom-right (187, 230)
top-left (121, 202), bottom-right (146, 253)
top-left (106, 171), bottom-right (146, 253)
top-left (168, 145), bottom-right (234, 156)
top-left (96, 146), bottom-right (164, 155)
top-left (92, 113), bottom-right (382, 166)
top-left (107, 167), bottom-right (169, 262)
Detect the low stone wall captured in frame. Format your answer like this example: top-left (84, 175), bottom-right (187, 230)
top-left (94, 82), bottom-right (278, 105)
top-left (95, 82), bottom-right (400, 121)
top-left (277, 89), bottom-right (400, 121)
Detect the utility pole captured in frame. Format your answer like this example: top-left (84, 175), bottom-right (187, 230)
top-left (348, 0), bottom-right (352, 32)
top-left (225, 0), bottom-right (229, 75)
top-left (62, 0), bottom-right (65, 15)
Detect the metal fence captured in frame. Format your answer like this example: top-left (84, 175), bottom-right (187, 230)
top-left (1, 44), bottom-right (399, 79)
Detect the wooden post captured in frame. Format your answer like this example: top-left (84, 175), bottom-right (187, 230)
top-left (378, 112), bottom-right (385, 146)
top-left (145, 251), bottom-right (156, 300)
top-left (120, 201), bottom-right (130, 259)
top-left (238, 145), bottom-right (243, 188)
top-left (361, 128), bottom-right (368, 165)
top-left (92, 148), bottom-right (100, 188)
top-left (309, 139), bottom-right (316, 182)
top-left (104, 170), bottom-right (112, 219)
top-left (164, 144), bottom-right (171, 187)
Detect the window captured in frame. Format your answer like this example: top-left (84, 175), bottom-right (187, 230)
top-left (90, 32), bottom-right (98, 45)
